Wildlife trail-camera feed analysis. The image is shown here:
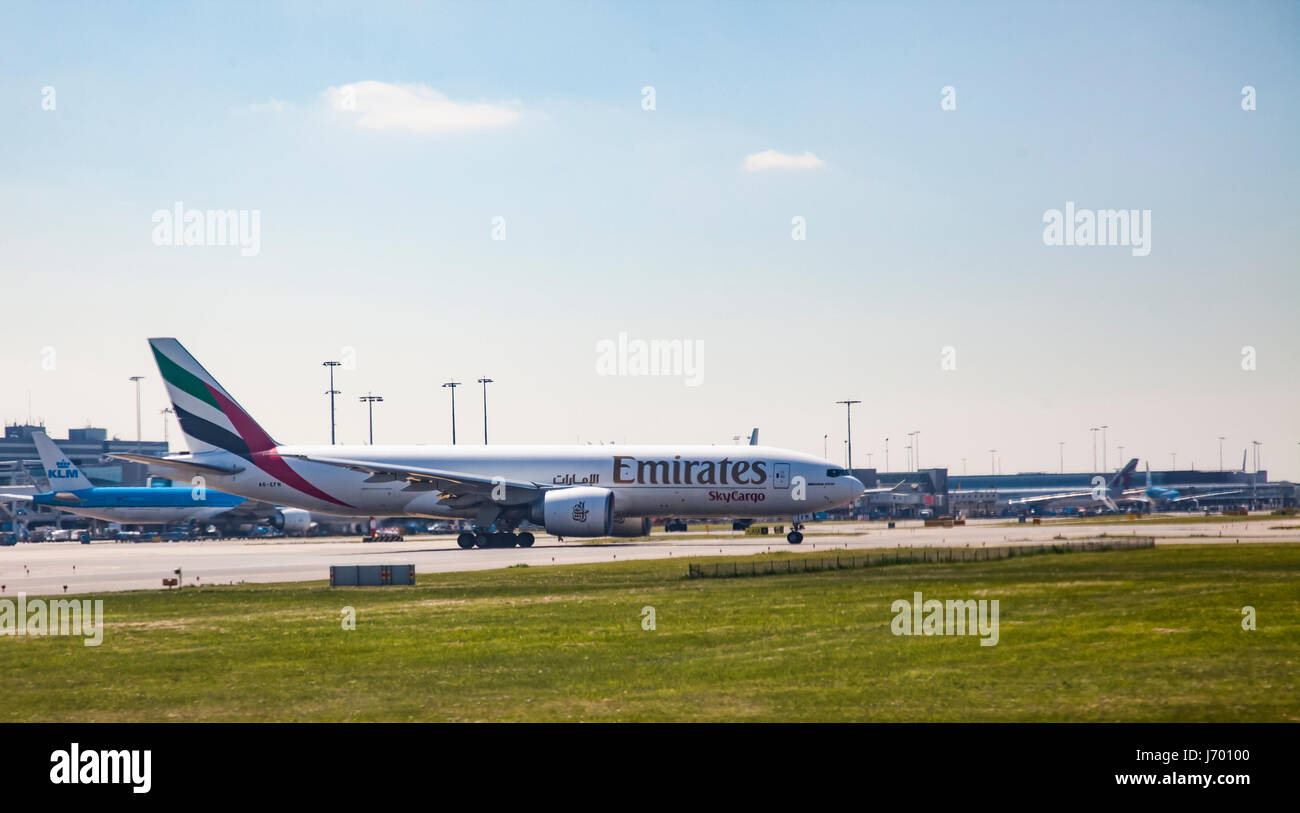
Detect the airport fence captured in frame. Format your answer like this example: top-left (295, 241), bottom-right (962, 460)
top-left (685, 536), bottom-right (1155, 579)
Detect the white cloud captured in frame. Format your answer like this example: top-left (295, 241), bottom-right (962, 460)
top-left (245, 98), bottom-right (290, 114)
top-left (742, 150), bottom-right (827, 171)
top-left (324, 81), bottom-right (521, 134)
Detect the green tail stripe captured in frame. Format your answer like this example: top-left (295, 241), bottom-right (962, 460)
top-left (152, 344), bottom-right (220, 410)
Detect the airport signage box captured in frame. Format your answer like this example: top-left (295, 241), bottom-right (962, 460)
top-left (330, 565), bottom-right (415, 587)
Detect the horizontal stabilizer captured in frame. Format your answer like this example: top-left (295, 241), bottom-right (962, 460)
top-left (107, 453), bottom-right (245, 478)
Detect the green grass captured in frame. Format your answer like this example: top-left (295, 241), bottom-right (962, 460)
top-left (1, 543), bottom-right (1297, 721)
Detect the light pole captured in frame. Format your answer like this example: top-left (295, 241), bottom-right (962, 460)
top-left (128, 376), bottom-right (144, 454)
top-left (913, 430), bottom-right (921, 470)
top-left (1101, 425), bottom-right (1109, 472)
top-left (359, 394), bottom-right (383, 444)
top-left (1089, 427), bottom-right (1099, 472)
top-left (477, 377), bottom-right (493, 444)
top-left (823, 434), bottom-right (828, 459)
top-left (835, 400), bottom-right (861, 472)
top-left (1252, 440), bottom-right (1261, 473)
top-left (1219, 436), bottom-right (1225, 471)
top-left (160, 407), bottom-right (173, 449)
top-left (989, 449), bottom-right (996, 475)
top-left (1058, 441), bottom-right (1065, 474)
top-left (884, 438), bottom-right (890, 472)
top-left (443, 382), bottom-right (461, 444)
top-left (322, 361), bottom-right (341, 444)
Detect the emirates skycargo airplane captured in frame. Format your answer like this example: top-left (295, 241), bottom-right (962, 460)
top-left (112, 339), bottom-right (865, 548)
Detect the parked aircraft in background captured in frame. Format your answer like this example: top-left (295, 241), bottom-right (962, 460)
top-left (1124, 462), bottom-right (1241, 509)
top-left (2, 430), bottom-right (314, 533)
top-left (1007, 458), bottom-right (1139, 512)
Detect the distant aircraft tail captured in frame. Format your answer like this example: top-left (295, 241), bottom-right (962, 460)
top-left (31, 430), bottom-right (94, 491)
top-left (148, 338), bottom-right (278, 460)
top-left (1108, 458), bottom-right (1139, 489)
top-left (748, 428), bottom-right (759, 446)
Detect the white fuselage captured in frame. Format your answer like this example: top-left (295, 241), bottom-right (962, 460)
top-left (163, 444), bottom-right (864, 521)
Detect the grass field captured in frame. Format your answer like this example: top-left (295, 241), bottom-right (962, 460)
top-left (1, 543), bottom-right (1297, 721)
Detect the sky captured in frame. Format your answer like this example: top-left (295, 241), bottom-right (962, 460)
top-left (1, 1), bottom-right (1297, 478)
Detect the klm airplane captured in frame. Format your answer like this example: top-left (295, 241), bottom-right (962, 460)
top-left (0, 431), bottom-right (311, 531)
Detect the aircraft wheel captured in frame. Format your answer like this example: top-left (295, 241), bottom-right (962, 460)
top-left (517, 532), bottom-right (535, 548)
top-left (456, 532), bottom-right (475, 549)
top-left (474, 533), bottom-right (491, 549)
top-left (787, 531), bottom-right (803, 544)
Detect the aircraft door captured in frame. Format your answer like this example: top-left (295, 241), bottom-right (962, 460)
top-left (773, 462), bottom-right (790, 489)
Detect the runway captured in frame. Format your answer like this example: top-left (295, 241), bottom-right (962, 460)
top-left (1, 517), bottom-right (1294, 596)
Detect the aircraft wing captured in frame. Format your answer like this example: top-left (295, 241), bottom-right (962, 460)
top-left (1170, 489), bottom-right (1242, 503)
top-left (280, 454), bottom-right (544, 506)
top-left (1007, 490), bottom-right (1095, 506)
top-left (1117, 488), bottom-right (1152, 504)
top-left (860, 481), bottom-right (911, 495)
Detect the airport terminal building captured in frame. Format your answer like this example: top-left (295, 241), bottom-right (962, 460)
top-left (0, 423), bottom-right (168, 487)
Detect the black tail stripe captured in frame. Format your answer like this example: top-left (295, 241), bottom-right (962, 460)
top-left (174, 405), bottom-right (254, 461)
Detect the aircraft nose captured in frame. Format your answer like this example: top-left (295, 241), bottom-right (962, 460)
top-left (842, 475), bottom-right (865, 498)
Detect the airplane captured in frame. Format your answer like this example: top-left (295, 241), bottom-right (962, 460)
top-left (1007, 458), bottom-right (1139, 512)
top-left (1122, 462), bottom-right (1241, 510)
top-left (111, 338), bottom-right (866, 548)
top-left (0, 430), bottom-right (314, 533)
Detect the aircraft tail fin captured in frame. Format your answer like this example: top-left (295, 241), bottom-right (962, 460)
top-left (31, 430), bottom-right (94, 491)
top-left (748, 428), bottom-right (759, 446)
top-left (147, 338), bottom-right (278, 459)
top-left (1109, 458), bottom-right (1139, 489)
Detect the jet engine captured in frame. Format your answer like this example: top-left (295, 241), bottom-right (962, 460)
top-left (270, 508), bottom-right (314, 536)
top-left (530, 486), bottom-right (614, 537)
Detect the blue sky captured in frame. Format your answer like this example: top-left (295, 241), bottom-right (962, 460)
top-left (2, 1), bottom-right (1298, 477)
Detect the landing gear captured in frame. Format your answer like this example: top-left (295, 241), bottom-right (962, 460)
top-left (517, 532), bottom-right (535, 548)
top-left (787, 520), bottom-right (804, 545)
top-left (457, 532), bottom-right (476, 549)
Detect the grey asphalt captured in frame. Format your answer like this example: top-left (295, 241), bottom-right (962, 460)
top-left (0, 516), bottom-right (1290, 596)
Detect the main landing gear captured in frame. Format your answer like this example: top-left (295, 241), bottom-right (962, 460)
top-left (787, 521), bottom-right (804, 545)
top-left (457, 531), bottom-right (536, 549)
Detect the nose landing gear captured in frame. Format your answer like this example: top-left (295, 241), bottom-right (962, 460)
top-left (787, 521), bottom-right (804, 544)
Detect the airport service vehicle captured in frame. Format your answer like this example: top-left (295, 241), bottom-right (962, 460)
top-left (0, 430), bottom-right (315, 533)
top-left (114, 338), bottom-right (866, 548)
